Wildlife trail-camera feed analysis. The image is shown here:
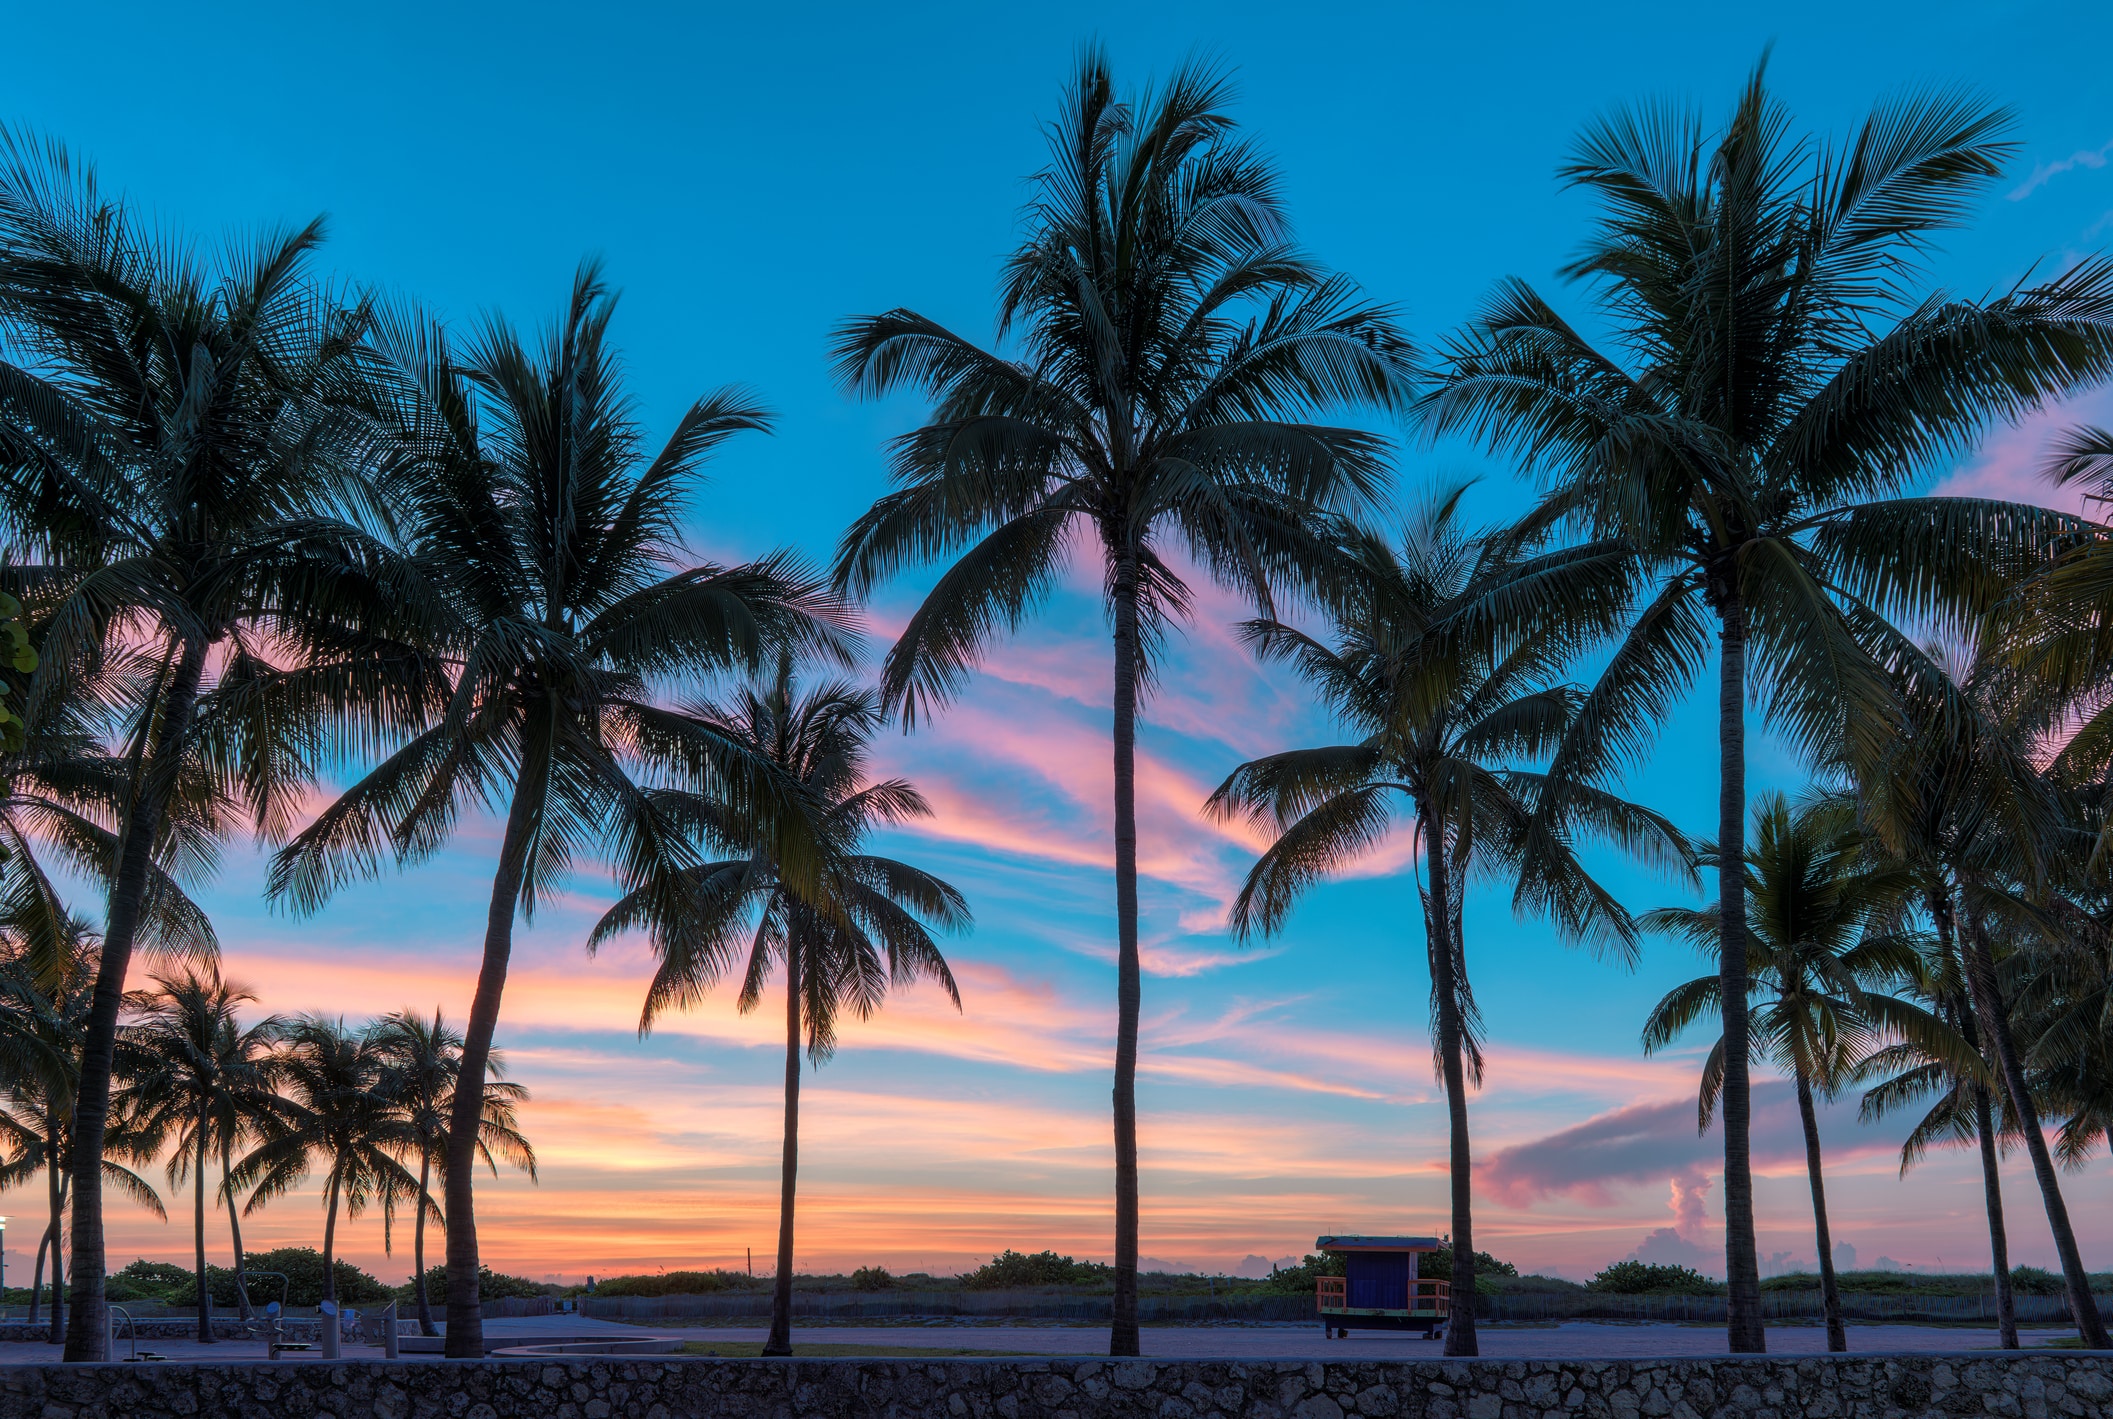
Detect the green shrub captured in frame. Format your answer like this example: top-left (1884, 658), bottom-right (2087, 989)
top-left (2011, 1266), bottom-right (2065, 1296)
top-left (1421, 1246), bottom-right (1518, 1283)
top-left (105, 1259), bottom-right (194, 1303)
top-left (1262, 1252), bottom-right (1344, 1293)
top-left (850, 1266), bottom-right (895, 1291)
top-left (396, 1265), bottom-right (551, 1301)
top-left (962, 1249), bottom-right (1110, 1289)
top-left (1586, 1261), bottom-right (1724, 1295)
top-left (590, 1270), bottom-right (755, 1298)
top-left (223, 1248), bottom-right (393, 1307)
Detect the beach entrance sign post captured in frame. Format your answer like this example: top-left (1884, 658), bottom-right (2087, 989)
top-left (1313, 1235), bottom-right (1449, 1340)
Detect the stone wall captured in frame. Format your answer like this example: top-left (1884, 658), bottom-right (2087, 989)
top-left (3, 1352), bottom-right (2109, 1419)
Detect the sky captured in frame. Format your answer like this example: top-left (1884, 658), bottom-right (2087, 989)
top-left (6, 0), bottom-right (2113, 1288)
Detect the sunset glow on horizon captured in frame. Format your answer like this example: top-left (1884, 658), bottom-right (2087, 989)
top-left (10, 0), bottom-right (2113, 1299)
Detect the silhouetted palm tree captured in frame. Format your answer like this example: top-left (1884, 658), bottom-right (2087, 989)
top-left (268, 266), bottom-right (849, 1355)
top-left (229, 1016), bottom-right (420, 1306)
top-left (593, 656), bottom-right (966, 1356)
top-left (0, 131), bottom-right (436, 1357)
top-left (113, 970), bottom-right (282, 1341)
top-left (1421, 64), bottom-right (2113, 1349)
top-left (1855, 638), bottom-right (2111, 1346)
top-left (1207, 491), bottom-right (1687, 1355)
top-left (831, 51), bottom-right (1413, 1353)
top-left (1641, 793), bottom-right (1965, 1352)
top-left (373, 1009), bottom-right (534, 1336)
top-left (0, 931), bottom-right (165, 1344)
top-left (1856, 934), bottom-right (2020, 1348)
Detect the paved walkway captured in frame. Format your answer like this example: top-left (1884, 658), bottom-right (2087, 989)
top-left (0, 1320), bottom-right (2076, 1364)
top-left (664, 1322), bottom-right (2077, 1360)
top-left (0, 1315), bottom-right (678, 1364)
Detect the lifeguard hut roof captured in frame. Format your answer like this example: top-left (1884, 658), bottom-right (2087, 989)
top-left (1316, 1236), bottom-right (1441, 1252)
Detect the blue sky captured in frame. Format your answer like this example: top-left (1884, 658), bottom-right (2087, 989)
top-left (9, 0), bottom-right (2113, 1284)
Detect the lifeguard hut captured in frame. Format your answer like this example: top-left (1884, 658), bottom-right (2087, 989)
top-left (1313, 1235), bottom-right (1449, 1338)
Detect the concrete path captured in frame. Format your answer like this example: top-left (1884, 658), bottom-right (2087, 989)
top-left (662, 1321), bottom-right (2078, 1359)
top-left (0, 1319), bottom-right (2076, 1364)
top-left (0, 1314), bottom-right (679, 1364)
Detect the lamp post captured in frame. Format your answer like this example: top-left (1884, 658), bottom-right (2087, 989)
top-left (1, 1215), bottom-right (9, 1315)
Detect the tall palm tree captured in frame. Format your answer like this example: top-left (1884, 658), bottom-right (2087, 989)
top-left (111, 970), bottom-right (282, 1342)
top-left (830, 51), bottom-right (1414, 1353)
top-left (1855, 637), bottom-right (2112, 1346)
top-left (266, 268), bottom-right (850, 1356)
top-left (0, 132), bottom-right (438, 1358)
top-left (372, 1008), bottom-right (535, 1337)
top-left (1420, 65), bottom-right (2113, 1349)
top-left (1205, 491), bottom-right (1688, 1356)
top-left (229, 1016), bottom-right (421, 1306)
top-left (592, 656), bottom-right (967, 1356)
top-left (1640, 792), bottom-right (1965, 1352)
top-left (0, 931), bottom-right (166, 1345)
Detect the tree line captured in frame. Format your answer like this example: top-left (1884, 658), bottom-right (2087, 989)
top-left (5, 45), bottom-right (2113, 1362)
top-left (0, 937), bottom-right (532, 1348)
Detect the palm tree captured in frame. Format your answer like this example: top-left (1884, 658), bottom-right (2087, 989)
top-left (111, 970), bottom-right (282, 1341)
top-left (830, 51), bottom-right (1414, 1353)
top-left (1856, 936), bottom-right (2021, 1348)
top-left (0, 931), bottom-right (166, 1345)
top-left (372, 1008), bottom-right (535, 1337)
top-left (1640, 792), bottom-right (1966, 1352)
top-left (1855, 638), bottom-right (2112, 1346)
top-left (0, 132), bottom-right (438, 1358)
top-left (1205, 492), bottom-right (1688, 1356)
top-left (1419, 65), bottom-right (2113, 1349)
top-left (266, 267), bottom-right (850, 1355)
top-left (229, 1016), bottom-right (421, 1306)
top-left (592, 656), bottom-right (966, 1356)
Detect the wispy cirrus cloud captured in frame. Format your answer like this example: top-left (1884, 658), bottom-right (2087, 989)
top-left (2009, 136), bottom-right (2113, 202)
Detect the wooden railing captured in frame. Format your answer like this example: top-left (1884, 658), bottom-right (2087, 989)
top-left (1316, 1276), bottom-right (1450, 1316)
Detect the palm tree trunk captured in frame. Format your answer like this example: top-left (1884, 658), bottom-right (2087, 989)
top-left (1958, 904), bottom-right (2110, 1347)
top-left (1422, 820), bottom-right (1478, 1358)
top-left (414, 1149), bottom-right (436, 1336)
top-left (28, 1219), bottom-right (49, 1327)
top-left (1941, 942), bottom-right (2018, 1353)
top-left (443, 772), bottom-right (540, 1359)
top-left (321, 1166), bottom-right (342, 1307)
top-left (47, 1134), bottom-right (64, 1346)
top-left (1972, 1081), bottom-right (2018, 1349)
top-left (763, 940), bottom-right (802, 1357)
top-left (223, 1143), bottom-right (251, 1322)
top-left (1792, 1070), bottom-right (1845, 1352)
top-left (1108, 558), bottom-right (1143, 1359)
top-left (65, 634), bottom-right (207, 1362)
top-left (194, 1111), bottom-right (213, 1343)
top-left (1713, 595), bottom-right (1764, 1353)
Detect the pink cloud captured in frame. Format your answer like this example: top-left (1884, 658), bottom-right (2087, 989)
top-left (1479, 1082), bottom-right (1902, 1210)
top-left (1931, 388), bottom-right (2113, 514)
